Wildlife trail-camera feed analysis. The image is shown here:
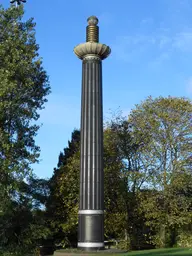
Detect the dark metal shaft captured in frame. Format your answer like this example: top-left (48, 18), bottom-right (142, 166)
top-left (74, 15), bottom-right (111, 251)
top-left (78, 57), bottom-right (104, 250)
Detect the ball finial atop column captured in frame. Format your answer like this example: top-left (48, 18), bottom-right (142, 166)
top-left (87, 16), bottom-right (99, 26)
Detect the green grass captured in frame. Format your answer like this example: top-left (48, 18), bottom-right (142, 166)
top-left (54, 248), bottom-right (192, 256)
top-left (124, 248), bottom-right (192, 256)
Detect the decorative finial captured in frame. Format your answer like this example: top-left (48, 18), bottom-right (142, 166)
top-left (86, 15), bottom-right (99, 43)
top-left (87, 16), bottom-right (99, 26)
top-left (74, 15), bottom-right (111, 60)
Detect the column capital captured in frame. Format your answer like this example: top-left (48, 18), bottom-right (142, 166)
top-left (74, 42), bottom-right (111, 60)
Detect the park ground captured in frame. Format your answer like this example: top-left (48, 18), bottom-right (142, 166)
top-left (122, 248), bottom-right (192, 255)
top-left (53, 248), bottom-right (192, 256)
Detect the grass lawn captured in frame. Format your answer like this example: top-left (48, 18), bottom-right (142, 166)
top-left (53, 248), bottom-right (192, 256)
top-left (124, 248), bottom-right (192, 255)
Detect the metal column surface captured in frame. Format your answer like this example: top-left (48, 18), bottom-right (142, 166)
top-left (74, 16), bottom-right (111, 251)
top-left (78, 57), bottom-right (104, 250)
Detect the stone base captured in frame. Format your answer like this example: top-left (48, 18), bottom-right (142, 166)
top-left (53, 248), bottom-right (127, 255)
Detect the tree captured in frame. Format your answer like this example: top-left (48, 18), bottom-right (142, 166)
top-left (104, 125), bottom-right (126, 241)
top-left (129, 96), bottom-right (192, 188)
top-left (128, 96), bottom-right (192, 247)
top-left (46, 119), bottom-right (149, 250)
top-left (55, 150), bottom-right (80, 247)
top-left (0, 4), bottom-right (50, 199)
top-left (56, 129), bottom-right (80, 168)
top-left (0, 5), bottom-right (50, 253)
top-left (104, 116), bottom-right (151, 250)
top-left (0, 194), bottom-right (50, 254)
top-left (45, 97), bottom-right (192, 249)
top-left (46, 130), bottom-right (80, 246)
top-left (47, 125), bottom-right (128, 247)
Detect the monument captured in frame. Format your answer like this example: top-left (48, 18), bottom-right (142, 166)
top-left (74, 16), bottom-right (111, 251)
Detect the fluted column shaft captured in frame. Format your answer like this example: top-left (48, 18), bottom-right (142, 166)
top-left (74, 15), bottom-right (110, 251)
top-left (78, 57), bottom-right (104, 250)
top-left (80, 57), bottom-right (103, 210)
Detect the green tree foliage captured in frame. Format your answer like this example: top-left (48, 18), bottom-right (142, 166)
top-left (0, 5), bottom-right (50, 254)
top-left (46, 97), bottom-right (192, 250)
top-left (0, 4), bottom-right (50, 198)
top-left (129, 96), bottom-right (192, 247)
top-left (56, 151), bottom-right (80, 247)
top-left (104, 117), bottom-right (150, 250)
top-left (47, 122), bottom-right (147, 249)
top-left (129, 96), bottom-right (192, 188)
top-left (0, 196), bottom-right (50, 254)
top-left (46, 130), bottom-right (80, 246)
top-left (104, 125), bottom-right (126, 240)
top-left (47, 126), bottom-right (128, 247)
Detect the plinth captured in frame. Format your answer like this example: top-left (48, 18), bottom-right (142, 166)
top-left (74, 16), bottom-right (111, 251)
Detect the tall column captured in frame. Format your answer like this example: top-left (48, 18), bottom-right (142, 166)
top-left (74, 16), bottom-right (111, 251)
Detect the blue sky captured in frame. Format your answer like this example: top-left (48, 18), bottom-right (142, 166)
top-left (2, 0), bottom-right (192, 178)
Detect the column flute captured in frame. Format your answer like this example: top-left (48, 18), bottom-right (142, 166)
top-left (74, 16), bottom-right (111, 251)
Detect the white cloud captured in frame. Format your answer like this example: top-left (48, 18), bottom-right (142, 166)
top-left (112, 34), bottom-right (156, 63)
top-left (112, 29), bottom-right (192, 64)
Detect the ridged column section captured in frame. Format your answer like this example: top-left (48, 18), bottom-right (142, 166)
top-left (78, 56), bottom-right (104, 251)
top-left (74, 15), bottom-right (110, 252)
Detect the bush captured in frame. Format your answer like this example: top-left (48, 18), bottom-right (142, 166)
top-left (117, 239), bottom-right (131, 250)
top-left (177, 232), bottom-right (192, 248)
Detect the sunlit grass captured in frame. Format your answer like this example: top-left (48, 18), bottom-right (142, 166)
top-left (124, 247), bottom-right (192, 255)
top-left (53, 247), bottom-right (192, 256)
